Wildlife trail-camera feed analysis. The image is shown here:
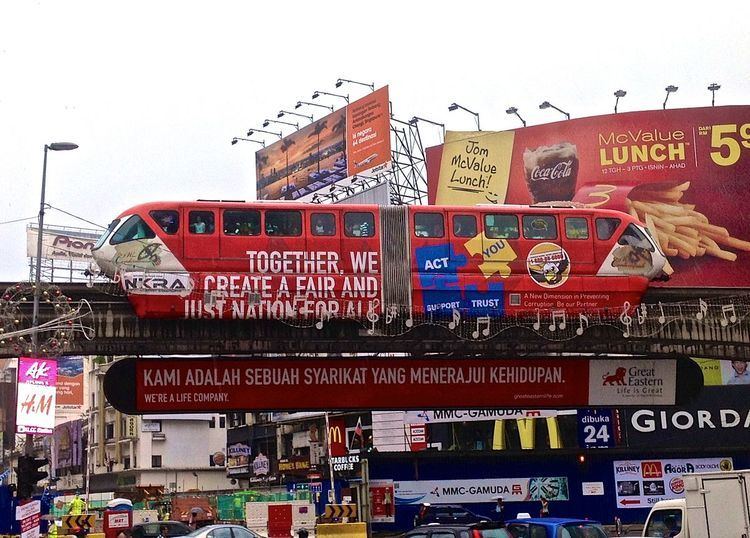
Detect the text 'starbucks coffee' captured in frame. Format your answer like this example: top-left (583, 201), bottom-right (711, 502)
top-left (523, 143), bottom-right (579, 203)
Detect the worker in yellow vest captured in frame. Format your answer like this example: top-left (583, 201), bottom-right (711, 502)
top-left (69, 494), bottom-right (87, 515)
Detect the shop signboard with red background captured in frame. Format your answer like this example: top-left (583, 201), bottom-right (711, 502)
top-left (16, 357), bottom-right (57, 435)
top-left (427, 106), bottom-right (750, 287)
top-left (255, 86), bottom-right (391, 202)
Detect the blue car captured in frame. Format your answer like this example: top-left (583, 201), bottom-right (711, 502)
top-left (505, 517), bottom-right (608, 538)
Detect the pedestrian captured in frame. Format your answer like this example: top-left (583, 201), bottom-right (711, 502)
top-left (383, 488), bottom-right (393, 518)
top-left (539, 497), bottom-right (550, 517)
top-left (494, 496), bottom-right (505, 522)
top-left (68, 493), bottom-right (87, 515)
top-left (157, 525), bottom-right (169, 538)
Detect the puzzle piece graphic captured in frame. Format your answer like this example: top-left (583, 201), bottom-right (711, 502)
top-left (463, 233), bottom-right (517, 279)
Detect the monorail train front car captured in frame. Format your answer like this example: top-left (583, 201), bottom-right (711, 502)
top-left (92, 201), bottom-right (667, 320)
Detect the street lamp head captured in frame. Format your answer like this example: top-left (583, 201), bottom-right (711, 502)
top-left (708, 83), bottom-right (721, 91)
top-left (665, 85), bottom-right (678, 93)
top-left (614, 89), bottom-right (627, 98)
top-left (335, 79), bottom-right (343, 88)
top-left (295, 102), bottom-right (302, 109)
top-left (247, 130), bottom-right (254, 136)
top-left (262, 120), bottom-right (270, 128)
top-left (505, 107), bottom-right (518, 115)
top-left (539, 101), bottom-right (551, 110)
top-left (48, 142), bottom-right (78, 151)
top-left (312, 91), bottom-right (320, 99)
top-left (277, 111), bottom-right (285, 118)
top-left (231, 138), bottom-right (238, 145)
top-left (409, 117), bottom-right (418, 125)
top-left (448, 103), bottom-right (458, 112)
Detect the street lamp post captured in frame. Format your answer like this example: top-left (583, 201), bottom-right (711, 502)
top-left (505, 107), bottom-right (526, 127)
top-left (539, 101), bottom-right (570, 120)
top-left (231, 137), bottom-right (265, 147)
top-left (29, 142), bottom-right (78, 457)
top-left (278, 110), bottom-right (313, 123)
top-left (263, 119), bottom-right (299, 131)
top-left (409, 116), bottom-right (446, 141)
top-left (448, 102), bottom-right (481, 130)
top-left (246, 128), bottom-right (282, 139)
top-left (296, 101), bottom-right (333, 113)
top-left (708, 83), bottom-right (721, 106)
top-left (614, 90), bottom-right (627, 114)
top-left (312, 90), bottom-right (349, 104)
top-left (663, 85), bottom-right (678, 110)
top-left (335, 78), bottom-right (375, 92)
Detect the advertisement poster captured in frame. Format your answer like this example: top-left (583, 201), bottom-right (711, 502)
top-left (53, 420), bottom-right (83, 472)
top-left (369, 480), bottom-right (395, 523)
top-left (695, 358), bottom-right (750, 385)
top-left (395, 477), bottom-right (569, 505)
top-left (16, 357), bottom-right (58, 435)
top-left (26, 226), bottom-right (98, 261)
top-left (55, 356), bottom-right (84, 412)
top-left (226, 442), bottom-right (250, 476)
top-left (16, 500), bottom-right (41, 538)
top-left (613, 457), bottom-right (733, 508)
top-left (427, 106), bottom-right (750, 288)
top-left (577, 409), bottom-right (617, 449)
top-left (588, 359), bottom-right (677, 406)
top-left (256, 86), bottom-right (391, 201)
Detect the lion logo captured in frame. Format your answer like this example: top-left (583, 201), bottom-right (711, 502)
top-left (602, 367), bottom-right (627, 385)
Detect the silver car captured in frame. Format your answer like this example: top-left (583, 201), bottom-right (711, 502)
top-left (185, 525), bottom-right (262, 538)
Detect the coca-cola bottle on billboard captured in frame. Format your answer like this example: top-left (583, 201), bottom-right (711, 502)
top-left (523, 143), bottom-right (579, 203)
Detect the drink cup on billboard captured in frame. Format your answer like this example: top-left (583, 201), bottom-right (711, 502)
top-left (523, 143), bottom-right (579, 203)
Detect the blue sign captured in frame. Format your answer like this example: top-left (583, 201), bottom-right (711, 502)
top-left (577, 409), bottom-right (615, 448)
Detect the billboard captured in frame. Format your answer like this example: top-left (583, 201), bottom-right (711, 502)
top-left (55, 356), bottom-right (84, 414)
top-left (16, 357), bottom-right (57, 435)
top-left (256, 86), bottom-right (391, 201)
top-left (395, 476), bottom-right (570, 504)
top-left (103, 356), bottom-right (695, 414)
top-left (53, 419), bottom-right (83, 472)
top-left (426, 106), bottom-right (750, 287)
top-left (613, 457), bottom-right (733, 508)
top-left (26, 225), bottom-right (98, 261)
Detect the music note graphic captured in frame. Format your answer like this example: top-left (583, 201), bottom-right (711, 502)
top-left (576, 313), bottom-right (589, 336)
top-left (533, 309), bottom-right (541, 331)
top-left (620, 302), bottom-right (633, 338)
top-left (696, 298), bottom-right (708, 321)
top-left (385, 305), bottom-right (398, 325)
top-left (315, 311), bottom-right (331, 330)
top-left (448, 309), bottom-right (461, 330)
top-left (405, 313), bottom-right (414, 328)
top-left (637, 304), bottom-right (647, 325)
top-left (472, 316), bottom-right (491, 339)
top-left (548, 310), bottom-right (566, 332)
top-left (366, 300), bottom-right (380, 335)
top-left (658, 302), bottom-right (666, 324)
top-left (721, 304), bottom-right (738, 327)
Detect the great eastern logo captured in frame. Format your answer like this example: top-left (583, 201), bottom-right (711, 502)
top-left (602, 367), bottom-right (627, 385)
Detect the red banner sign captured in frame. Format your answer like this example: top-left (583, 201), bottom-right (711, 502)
top-left (427, 106), bottom-right (750, 287)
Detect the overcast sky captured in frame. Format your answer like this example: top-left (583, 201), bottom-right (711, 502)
top-left (1, 0), bottom-right (749, 281)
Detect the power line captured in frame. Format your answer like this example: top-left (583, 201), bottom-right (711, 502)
top-left (47, 205), bottom-right (106, 229)
top-left (0, 215), bottom-right (37, 226)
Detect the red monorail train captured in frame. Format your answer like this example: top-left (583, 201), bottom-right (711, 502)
top-left (91, 201), bottom-right (666, 321)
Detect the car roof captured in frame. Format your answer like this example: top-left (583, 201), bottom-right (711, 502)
top-left (506, 518), bottom-right (601, 525)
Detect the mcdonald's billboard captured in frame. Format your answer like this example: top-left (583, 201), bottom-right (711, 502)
top-left (328, 417), bottom-right (347, 457)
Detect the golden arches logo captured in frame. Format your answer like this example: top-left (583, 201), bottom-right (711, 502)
top-left (328, 425), bottom-right (343, 444)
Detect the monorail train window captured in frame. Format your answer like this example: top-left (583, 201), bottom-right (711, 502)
top-left (150, 210), bottom-right (179, 234)
top-left (522, 215), bottom-right (558, 240)
top-left (596, 217), bottom-right (621, 241)
top-left (94, 219), bottom-right (120, 249)
top-left (223, 210), bottom-right (260, 236)
top-left (565, 217), bottom-right (589, 240)
top-left (265, 210), bottom-right (302, 236)
top-left (414, 212), bottom-right (444, 238)
top-left (311, 213), bottom-right (336, 236)
top-left (189, 211), bottom-right (215, 234)
top-left (109, 215), bottom-right (156, 244)
top-left (453, 215), bottom-right (476, 237)
top-left (485, 214), bottom-right (519, 239)
top-left (344, 212), bottom-right (375, 237)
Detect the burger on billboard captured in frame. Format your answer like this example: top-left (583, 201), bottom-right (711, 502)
top-left (427, 106), bottom-right (750, 288)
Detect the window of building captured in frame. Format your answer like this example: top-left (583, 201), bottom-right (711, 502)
top-left (105, 423), bottom-right (114, 440)
top-left (311, 213), bottom-right (336, 236)
top-left (123, 457), bottom-right (131, 470)
top-left (189, 211), bottom-right (215, 234)
top-left (523, 215), bottom-right (558, 240)
top-left (265, 210), bottom-right (302, 236)
top-left (344, 212), bottom-right (375, 237)
top-left (110, 215), bottom-right (156, 244)
top-left (209, 417), bottom-right (216, 428)
top-left (596, 217), bottom-right (621, 241)
top-left (151, 455), bottom-right (162, 468)
top-left (228, 413), bottom-right (246, 428)
top-left (565, 217), bottom-right (589, 240)
top-left (485, 214), bottom-right (519, 239)
top-left (150, 210), bottom-right (179, 234)
top-left (452, 215), bottom-right (477, 237)
top-left (220, 416), bottom-right (226, 428)
top-left (223, 210), bottom-right (260, 236)
top-left (414, 213), bottom-right (445, 238)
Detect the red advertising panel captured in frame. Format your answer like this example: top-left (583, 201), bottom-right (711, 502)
top-left (103, 357), bottom-right (699, 414)
top-left (327, 417), bottom-right (347, 457)
top-left (256, 86), bottom-right (391, 202)
top-left (427, 106), bottom-right (750, 287)
top-left (16, 357), bottom-right (57, 435)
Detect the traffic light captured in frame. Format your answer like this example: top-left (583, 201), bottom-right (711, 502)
top-left (15, 455), bottom-right (48, 499)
